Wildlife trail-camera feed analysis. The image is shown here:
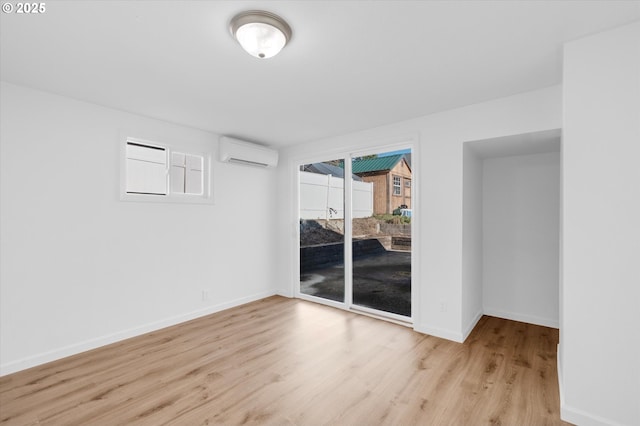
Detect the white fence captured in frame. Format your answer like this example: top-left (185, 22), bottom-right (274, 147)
top-left (300, 171), bottom-right (373, 219)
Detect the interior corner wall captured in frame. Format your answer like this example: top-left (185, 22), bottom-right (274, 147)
top-left (561, 21), bottom-right (640, 426)
top-left (0, 82), bottom-right (278, 375)
top-left (277, 85), bottom-right (562, 342)
top-left (461, 146), bottom-right (483, 338)
top-left (482, 152), bottom-right (560, 328)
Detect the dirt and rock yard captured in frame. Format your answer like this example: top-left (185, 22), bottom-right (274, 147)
top-left (300, 218), bottom-right (412, 317)
top-left (300, 251), bottom-right (411, 317)
top-left (300, 217), bottom-right (408, 247)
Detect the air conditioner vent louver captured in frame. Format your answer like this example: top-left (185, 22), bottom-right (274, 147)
top-left (219, 137), bottom-right (278, 168)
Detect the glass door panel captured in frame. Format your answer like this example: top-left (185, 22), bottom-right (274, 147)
top-left (351, 150), bottom-right (412, 318)
top-left (299, 160), bottom-right (345, 303)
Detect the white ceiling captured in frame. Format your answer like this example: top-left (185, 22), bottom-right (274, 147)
top-left (466, 129), bottom-right (561, 159)
top-left (1, 1), bottom-right (639, 148)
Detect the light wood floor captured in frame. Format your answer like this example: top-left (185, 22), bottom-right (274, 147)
top-left (0, 296), bottom-right (570, 425)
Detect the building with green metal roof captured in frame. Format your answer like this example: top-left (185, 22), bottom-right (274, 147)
top-left (351, 154), bottom-right (407, 174)
top-left (352, 154), bottom-right (412, 214)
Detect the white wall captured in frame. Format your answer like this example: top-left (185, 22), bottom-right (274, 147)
top-left (561, 21), bottom-right (640, 426)
top-left (0, 82), bottom-right (278, 375)
top-left (276, 85), bottom-right (562, 341)
top-left (482, 152), bottom-right (560, 328)
top-left (461, 146), bottom-right (483, 337)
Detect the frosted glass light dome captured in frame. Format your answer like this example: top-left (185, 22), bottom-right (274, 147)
top-left (235, 22), bottom-right (287, 59)
top-left (230, 11), bottom-right (292, 59)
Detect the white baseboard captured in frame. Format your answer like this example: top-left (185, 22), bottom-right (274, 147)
top-left (561, 403), bottom-right (629, 426)
top-left (0, 290), bottom-right (277, 376)
top-left (414, 309), bottom-right (481, 344)
top-left (558, 344), bottom-right (630, 426)
top-left (462, 309), bottom-right (483, 342)
top-left (483, 307), bottom-right (559, 329)
top-left (415, 308), bottom-right (551, 344)
top-left (276, 288), bottom-right (294, 298)
top-left (557, 343), bottom-right (566, 421)
top-left (414, 323), bottom-right (464, 343)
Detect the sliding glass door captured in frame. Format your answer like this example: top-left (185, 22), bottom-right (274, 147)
top-left (350, 150), bottom-right (412, 318)
top-left (299, 159), bottom-right (345, 303)
top-left (298, 149), bottom-right (412, 321)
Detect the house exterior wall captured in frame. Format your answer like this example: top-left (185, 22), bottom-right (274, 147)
top-left (360, 173), bottom-right (388, 215)
top-left (390, 159), bottom-right (412, 211)
top-left (358, 159), bottom-right (412, 215)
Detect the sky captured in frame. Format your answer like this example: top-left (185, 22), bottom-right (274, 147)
top-left (378, 149), bottom-right (411, 157)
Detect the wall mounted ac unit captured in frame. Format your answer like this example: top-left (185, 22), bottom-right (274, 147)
top-left (219, 136), bottom-right (279, 168)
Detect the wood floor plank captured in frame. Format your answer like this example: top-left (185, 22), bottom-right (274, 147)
top-left (0, 296), bottom-right (571, 425)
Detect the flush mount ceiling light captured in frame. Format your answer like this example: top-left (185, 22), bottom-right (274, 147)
top-left (230, 10), bottom-right (292, 59)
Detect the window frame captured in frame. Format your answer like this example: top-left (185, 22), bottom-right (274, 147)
top-left (120, 135), bottom-right (214, 205)
top-left (392, 175), bottom-right (402, 196)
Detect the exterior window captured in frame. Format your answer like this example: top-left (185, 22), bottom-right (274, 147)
top-left (125, 142), bottom-right (168, 195)
top-left (405, 179), bottom-right (411, 187)
top-left (170, 152), bottom-right (203, 195)
top-left (393, 176), bottom-right (401, 195)
top-left (122, 137), bottom-right (213, 204)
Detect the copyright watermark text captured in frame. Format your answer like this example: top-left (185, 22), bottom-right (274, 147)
top-left (2, 3), bottom-right (46, 14)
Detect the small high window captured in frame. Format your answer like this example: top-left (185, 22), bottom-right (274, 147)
top-left (121, 137), bottom-right (213, 204)
top-left (125, 142), bottom-right (168, 195)
top-left (170, 152), bottom-right (203, 195)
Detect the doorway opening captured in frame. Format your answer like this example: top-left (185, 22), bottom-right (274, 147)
top-left (463, 129), bottom-right (561, 329)
top-left (298, 148), bottom-right (413, 321)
